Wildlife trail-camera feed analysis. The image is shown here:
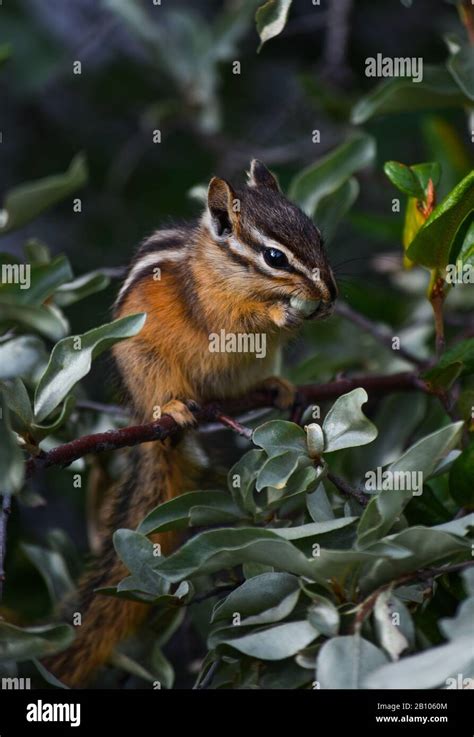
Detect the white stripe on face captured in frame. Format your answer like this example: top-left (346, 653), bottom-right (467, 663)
top-left (248, 226), bottom-right (320, 283)
top-left (202, 214), bottom-right (325, 286)
top-left (116, 249), bottom-right (186, 304)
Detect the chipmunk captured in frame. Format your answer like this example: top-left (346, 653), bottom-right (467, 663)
top-left (45, 160), bottom-right (337, 687)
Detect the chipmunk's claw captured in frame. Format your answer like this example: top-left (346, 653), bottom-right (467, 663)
top-left (162, 399), bottom-right (199, 428)
top-left (260, 376), bottom-right (296, 410)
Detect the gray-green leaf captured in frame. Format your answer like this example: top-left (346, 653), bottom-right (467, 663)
top-left (323, 388), bottom-right (378, 452)
top-left (34, 313), bottom-right (146, 421)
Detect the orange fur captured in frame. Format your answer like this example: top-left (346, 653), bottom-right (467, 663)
top-left (44, 164), bottom-right (336, 687)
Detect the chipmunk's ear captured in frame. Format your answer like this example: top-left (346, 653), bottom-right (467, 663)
top-left (207, 177), bottom-right (240, 237)
top-left (248, 159), bottom-right (280, 191)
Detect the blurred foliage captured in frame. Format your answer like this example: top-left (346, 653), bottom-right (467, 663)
top-left (0, 0), bottom-right (473, 690)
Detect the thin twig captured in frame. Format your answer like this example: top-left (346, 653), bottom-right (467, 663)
top-left (336, 301), bottom-right (426, 368)
top-left (353, 559), bottom-right (474, 631)
top-left (76, 399), bottom-right (129, 418)
top-left (327, 472), bottom-right (369, 507)
top-left (215, 413), bottom-right (253, 439)
top-left (321, 0), bottom-right (353, 85)
top-left (430, 277), bottom-right (446, 358)
top-left (25, 372), bottom-right (429, 477)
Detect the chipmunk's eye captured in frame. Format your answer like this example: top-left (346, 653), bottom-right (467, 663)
top-left (263, 247), bottom-right (289, 269)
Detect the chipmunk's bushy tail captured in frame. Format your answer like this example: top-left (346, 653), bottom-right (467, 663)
top-left (44, 442), bottom-right (192, 687)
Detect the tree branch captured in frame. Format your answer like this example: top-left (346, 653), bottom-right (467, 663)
top-left (336, 301), bottom-right (426, 368)
top-left (327, 472), bottom-right (369, 507)
top-left (25, 372), bottom-right (428, 477)
top-left (353, 559), bottom-right (474, 631)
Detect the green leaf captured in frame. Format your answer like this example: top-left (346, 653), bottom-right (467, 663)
top-left (0, 622), bottom-right (74, 662)
top-left (440, 596), bottom-right (474, 640)
top-left (138, 490), bottom-right (246, 535)
top-left (357, 422), bottom-right (464, 548)
top-left (384, 161), bottom-right (441, 202)
top-left (351, 65), bottom-right (465, 125)
top-left (271, 518), bottom-right (357, 540)
top-left (449, 443), bottom-right (474, 508)
top-left (266, 464), bottom-right (321, 511)
top-left (30, 395), bottom-right (76, 441)
top-left (384, 161), bottom-right (424, 198)
top-left (210, 620), bottom-right (317, 660)
top-left (307, 595), bottom-right (339, 637)
top-left (313, 177), bottom-right (359, 243)
top-left (450, 219), bottom-right (474, 267)
top-left (150, 644), bottom-right (174, 689)
top-left (306, 482), bottom-right (334, 522)
top-left (0, 302), bottom-right (69, 341)
top-left (0, 392), bottom-right (24, 494)
top-left (423, 362), bottom-right (463, 392)
top-left (32, 658), bottom-right (69, 689)
top-left (34, 313), bottom-right (146, 421)
top-left (114, 529), bottom-right (167, 597)
top-left (155, 526), bottom-right (383, 589)
top-left (153, 528), bottom-right (318, 583)
top-left (212, 572), bottom-right (300, 625)
top-left (446, 33), bottom-right (474, 101)
top-left (0, 154), bottom-right (87, 234)
top-left (388, 421), bottom-right (464, 480)
top-left (255, 0), bottom-right (292, 51)
top-left (0, 377), bottom-right (33, 430)
top-left (422, 116), bottom-right (471, 198)
top-left (403, 196), bottom-right (426, 260)
top-left (24, 239), bottom-right (51, 265)
top-left (425, 339), bottom-right (474, 386)
top-left (252, 420), bottom-right (307, 457)
top-left (407, 170), bottom-right (474, 269)
top-left (22, 543), bottom-right (75, 605)
top-left (0, 255), bottom-right (73, 306)
top-left (256, 450), bottom-right (302, 491)
top-left (363, 635), bottom-right (474, 689)
top-left (228, 449), bottom-right (265, 513)
top-left (109, 650), bottom-right (162, 685)
top-left (54, 271), bottom-right (111, 307)
top-left (411, 162), bottom-right (441, 193)
top-left (289, 134), bottom-right (375, 216)
top-left (322, 388), bottom-right (378, 452)
top-left (0, 335), bottom-right (47, 381)
top-left (462, 567), bottom-right (474, 596)
top-left (317, 636), bottom-right (388, 688)
top-left (373, 590), bottom-right (410, 660)
top-left (360, 526), bottom-right (472, 594)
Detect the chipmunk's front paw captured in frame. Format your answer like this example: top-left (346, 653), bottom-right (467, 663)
top-left (162, 399), bottom-right (200, 428)
top-left (260, 376), bottom-right (296, 410)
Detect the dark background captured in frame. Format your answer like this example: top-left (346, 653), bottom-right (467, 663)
top-left (2, 0), bottom-right (473, 689)
top-left (1, 0), bottom-right (468, 366)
